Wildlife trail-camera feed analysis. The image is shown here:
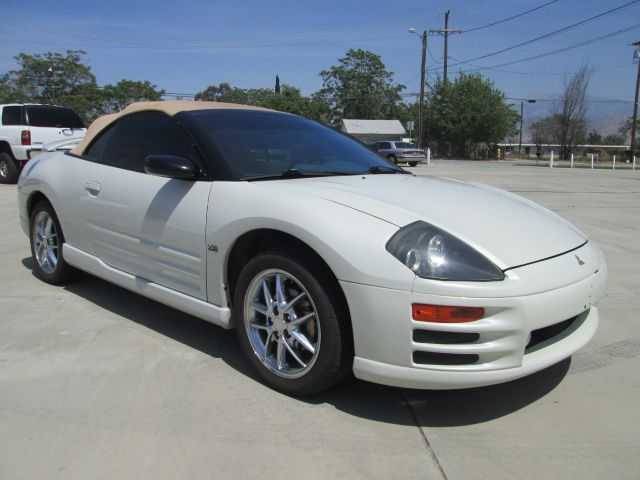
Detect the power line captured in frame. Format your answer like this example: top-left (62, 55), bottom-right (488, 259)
top-left (445, 0), bottom-right (640, 69)
top-left (448, 23), bottom-right (640, 73)
top-left (464, 0), bottom-right (561, 33)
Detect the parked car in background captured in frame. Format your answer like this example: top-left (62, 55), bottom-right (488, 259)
top-left (371, 140), bottom-right (426, 167)
top-left (17, 101), bottom-right (606, 395)
top-left (0, 104), bottom-right (86, 183)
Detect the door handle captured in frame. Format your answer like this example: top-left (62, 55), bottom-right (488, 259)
top-left (85, 181), bottom-right (101, 195)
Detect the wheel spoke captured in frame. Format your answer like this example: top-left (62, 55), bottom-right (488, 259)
top-left (262, 331), bottom-right (274, 360)
top-left (288, 312), bottom-right (315, 328)
top-left (252, 300), bottom-right (268, 316)
top-left (251, 322), bottom-right (270, 331)
top-left (291, 330), bottom-right (316, 354)
top-left (283, 338), bottom-right (307, 368)
top-left (262, 280), bottom-right (274, 312)
top-left (276, 339), bottom-right (287, 370)
top-left (275, 273), bottom-right (286, 306)
top-left (283, 292), bottom-right (306, 312)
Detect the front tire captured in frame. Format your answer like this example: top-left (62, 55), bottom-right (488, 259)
top-left (0, 152), bottom-right (18, 184)
top-left (30, 201), bottom-right (77, 284)
top-left (234, 252), bottom-right (351, 395)
top-left (387, 154), bottom-right (397, 165)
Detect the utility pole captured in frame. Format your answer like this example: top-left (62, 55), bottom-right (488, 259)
top-left (444, 10), bottom-right (450, 85)
top-left (418, 30), bottom-right (427, 149)
top-left (519, 99), bottom-right (536, 155)
top-left (630, 41), bottom-right (640, 159)
top-left (430, 12), bottom-right (463, 84)
top-left (409, 27), bottom-right (428, 149)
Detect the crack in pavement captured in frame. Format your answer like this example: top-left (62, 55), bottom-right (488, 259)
top-left (399, 390), bottom-right (449, 480)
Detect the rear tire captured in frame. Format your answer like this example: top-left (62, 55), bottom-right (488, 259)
top-left (234, 251), bottom-right (352, 395)
top-left (408, 161), bottom-right (418, 167)
top-left (0, 152), bottom-right (18, 184)
top-left (29, 201), bottom-right (78, 284)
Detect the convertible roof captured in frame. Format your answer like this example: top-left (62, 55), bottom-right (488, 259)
top-left (70, 100), bottom-right (273, 155)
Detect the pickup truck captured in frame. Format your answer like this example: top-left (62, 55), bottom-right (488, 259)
top-left (0, 104), bottom-right (86, 183)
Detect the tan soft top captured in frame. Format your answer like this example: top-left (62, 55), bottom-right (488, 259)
top-left (71, 100), bottom-right (273, 155)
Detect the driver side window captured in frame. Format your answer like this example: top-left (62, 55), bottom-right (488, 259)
top-left (86, 111), bottom-right (199, 173)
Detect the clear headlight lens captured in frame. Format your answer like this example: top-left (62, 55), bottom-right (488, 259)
top-left (386, 221), bottom-right (504, 281)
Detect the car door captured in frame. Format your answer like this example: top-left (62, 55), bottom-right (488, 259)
top-left (78, 111), bottom-right (212, 300)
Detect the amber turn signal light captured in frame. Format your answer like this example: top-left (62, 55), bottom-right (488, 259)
top-left (412, 304), bottom-right (484, 323)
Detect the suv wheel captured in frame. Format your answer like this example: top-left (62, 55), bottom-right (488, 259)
top-left (0, 153), bottom-right (18, 184)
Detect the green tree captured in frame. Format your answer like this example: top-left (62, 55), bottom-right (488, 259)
top-left (195, 82), bottom-right (331, 123)
top-left (602, 133), bottom-right (625, 145)
top-left (618, 117), bottom-right (638, 145)
top-left (425, 74), bottom-right (518, 158)
top-left (2, 50), bottom-right (100, 121)
top-left (194, 82), bottom-right (234, 101)
top-left (318, 49), bottom-right (405, 125)
top-left (98, 80), bottom-right (165, 115)
top-left (587, 130), bottom-right (602, 144)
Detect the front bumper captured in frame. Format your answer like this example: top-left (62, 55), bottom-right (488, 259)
top-left (342, 247), bottom-right (607, 390)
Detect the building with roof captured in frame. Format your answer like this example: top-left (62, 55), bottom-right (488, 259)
top-left (340, 119), bottom-right (407, 144)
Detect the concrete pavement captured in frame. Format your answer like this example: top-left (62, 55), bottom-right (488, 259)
top-left (1, 160), bottom-right (638, 479)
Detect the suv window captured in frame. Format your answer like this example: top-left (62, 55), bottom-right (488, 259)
top-left (2, 106), bottom-right (22, 126)
top-left (100, 112), bottom-right (196, 173)
top-left (25, 106), bottom-right (85, 128)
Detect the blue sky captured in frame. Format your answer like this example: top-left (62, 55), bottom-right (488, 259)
top-left (1, 0), bottom-right (639, 113)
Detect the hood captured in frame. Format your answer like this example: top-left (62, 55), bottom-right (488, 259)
top-left (258, 174), bottom-right (586, 270)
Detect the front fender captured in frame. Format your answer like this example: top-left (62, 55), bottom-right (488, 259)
top-left (205, 181), bottom-right (415, 306)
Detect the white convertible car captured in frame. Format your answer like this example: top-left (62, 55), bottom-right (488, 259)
top-left (17, 101), bottom-right (607, 395)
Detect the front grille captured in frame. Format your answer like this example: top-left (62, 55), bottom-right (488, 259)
top-left (526, 316), bottom-right (578, 352)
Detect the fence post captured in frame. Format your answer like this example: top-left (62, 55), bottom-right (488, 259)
top-left (591, 154), bottom-right (594, 169)
top-left (550, 150), bottom-right (554, 168)
top-left (570, 153), bottom-right (574, 168)
top-left (613, 155), bottom-right (616, 170)
top-left (427, 148), bottom-right (431, 166)
top-left (634, 156), bottom-right (636, 170)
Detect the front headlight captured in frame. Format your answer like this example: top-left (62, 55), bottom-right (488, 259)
top-left (386, 221), bottom-right (504, 281)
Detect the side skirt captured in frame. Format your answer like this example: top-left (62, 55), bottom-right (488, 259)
top-left (63, 243), bottom-right (232, 329)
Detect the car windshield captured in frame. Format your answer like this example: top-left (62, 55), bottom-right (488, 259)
top-left (394, 142), bottom-right (414, 148)
top-left (25, 106), bottom-right (85, 128)
top-left (185, 110), bottom-right (404, 180)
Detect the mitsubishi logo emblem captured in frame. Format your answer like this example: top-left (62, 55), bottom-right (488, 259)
top-left (575, 255), bottom-right (585, 266)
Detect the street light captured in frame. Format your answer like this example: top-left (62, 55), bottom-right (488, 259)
top-left (409, 27), bottom-right (427, 149)
top-left (519, 99), bottom-right (536, 156)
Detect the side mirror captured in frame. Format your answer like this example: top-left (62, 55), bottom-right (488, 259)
top-left (144, 155), bottom-right (198, 180)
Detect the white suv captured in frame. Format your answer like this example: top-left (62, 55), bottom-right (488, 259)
top-left (0, 104), bottom-right (86, 183)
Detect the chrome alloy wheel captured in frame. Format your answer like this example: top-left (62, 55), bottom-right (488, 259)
top-left (0, 159), bottom-right (8, 178)
top-left (32, 210), bottom-right (59, 274)
top-left (244, 269), bottom-right (321, 378)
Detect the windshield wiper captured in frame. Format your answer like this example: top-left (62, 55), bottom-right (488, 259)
top-left (243, 169), bottom-right (350, 181)
top-left (368, 166), bottom-right (408, 174)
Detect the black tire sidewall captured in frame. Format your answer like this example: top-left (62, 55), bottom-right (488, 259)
top-left (234, 252), bottom-right (350, 395)
top-left (0, 152), bottom-right (18, 184)
top-left (29, 201), bottom-right (74, 284)
top-left (388, 154), bottom-right (397, 165)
